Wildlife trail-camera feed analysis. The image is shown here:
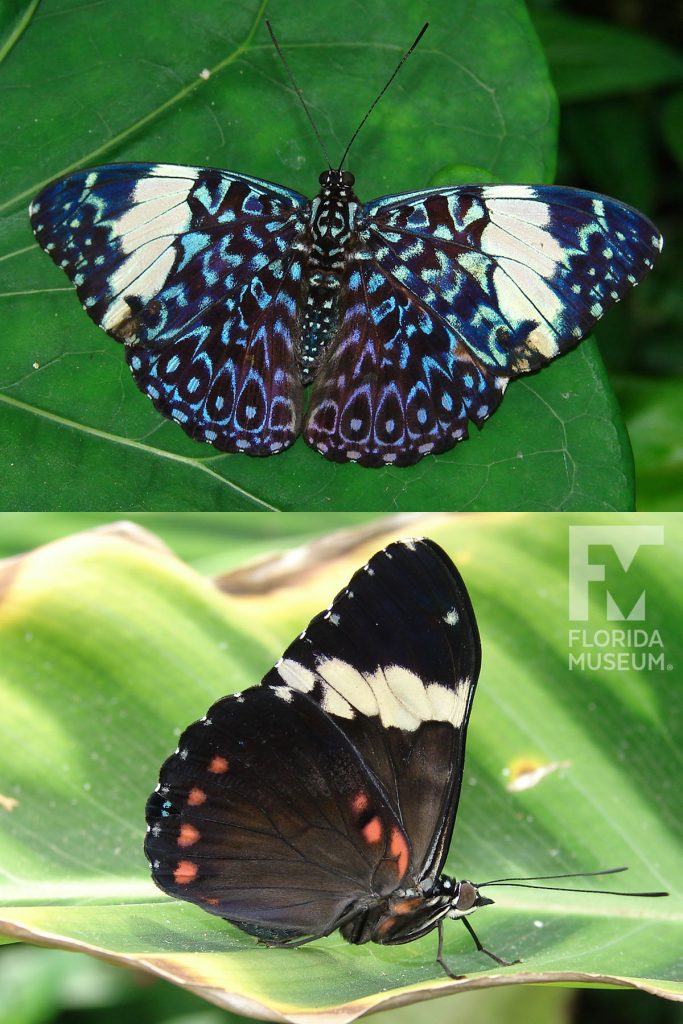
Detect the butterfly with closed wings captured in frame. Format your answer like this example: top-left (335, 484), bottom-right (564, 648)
top-left (144, 538), bottom-right (667, 978)
top-left (30, 24), bottom-right (662, 466)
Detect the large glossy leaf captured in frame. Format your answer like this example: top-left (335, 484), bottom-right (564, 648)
top-left (0, 516), bottom-right (680, 1021)
top-left (0, 510), bottom-right (390, 568)
top-left (616, 376), bottom-right (683, 512)
top-left (662, 89), bottom-right (683, 170)
top-left (1, 0), bottom-right (635, 510)
top-left (530, 10), bottom-right (683, 102)
top-left (0, 942), bottom-right (576, 1024)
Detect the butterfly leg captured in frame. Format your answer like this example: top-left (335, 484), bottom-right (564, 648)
top-left (460, 916), bottom-right (520, 967)
top-left (436, 919), bottom-right (464, 980)
top-left (259, 935), bottom-right (315, 949)
top-left (261, 906), bottom-right (363, 949)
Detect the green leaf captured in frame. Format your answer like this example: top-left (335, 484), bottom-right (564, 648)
top-left (0, 944), bottom-right (575, 1024)
top-left (0, 511), bottom-right (387, 569)
top-left (0, 1), bottom-right (634, 510)
top-left (0, 519), bottom-right (680, 1020)
top-left (531, 10), bottom-right (683, 102)
top-left (0, 944), bottom-right (141, 1023)
top-left (661, 89), bottom-right (683, 170)
top-left (0, 1), bottom-right (39, 62)
top-left (616, 375), bottom-right (683, 512)
top-left (560, 101), bottom-right (656, 215)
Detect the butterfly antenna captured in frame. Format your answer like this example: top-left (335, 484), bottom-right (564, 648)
top-left (337, 22), bottom-right (429, 171)
top-left (266, 20), bottom-right (333, 169)
top-left (478, 867), bottom-right (668, 898)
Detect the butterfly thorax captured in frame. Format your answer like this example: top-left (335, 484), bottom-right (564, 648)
top-left (340, 875), bottom-right (494, 947)
top-left (299, 169), bottom-right (361, 382)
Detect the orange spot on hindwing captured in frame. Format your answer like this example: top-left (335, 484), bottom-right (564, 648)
top-left (390, 826), bottom-right (410, 881)
top-left (361, 816), bottom-right (384, 845)
top-left (178, 823), bottom-right (200, 847)
top-left (352, 792), bottom-right (369, 814)
top-left (173, 860), bottom-right (198, 884)
top-left (208, 756), bottom-right (229, 774)
top-left (377, 914), bottom-right (399, 936)
top-left (187, 787), bottom-right (207, 806)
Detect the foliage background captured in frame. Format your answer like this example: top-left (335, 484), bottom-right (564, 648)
top-left (1, 0), bottom-right (680, 510)
top-left (527, 0), bottom-right (683, 511)
top-left (0, 510), bottom-right (681, 1024)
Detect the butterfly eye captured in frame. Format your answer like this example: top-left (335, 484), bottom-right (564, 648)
top-left (319, 171), bottom-right (330, 186)
top-left (341, 170), bottom-right (355, 187)
top-left (455, 880), bottom-right (478, 911)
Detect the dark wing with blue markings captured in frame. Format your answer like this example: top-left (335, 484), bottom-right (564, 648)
top-left (30, 163), bottom-right (310, 455)
top-left (304, 184), bottom-right (661, 466)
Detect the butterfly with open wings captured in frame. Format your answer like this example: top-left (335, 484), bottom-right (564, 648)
top-left (30, 25), bottom-right (662, 467)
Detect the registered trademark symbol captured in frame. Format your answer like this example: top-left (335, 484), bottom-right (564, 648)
top-left (667, 663), bottom-right (673, 671)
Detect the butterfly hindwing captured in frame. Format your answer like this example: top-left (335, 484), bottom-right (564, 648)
top-left (30, 163), bottom-right (310, 454)
top-left (145, 538), bottom-right (481, 939)
top-left (303, 262), bottom-right (507, 465)
top-left (145, 684), bottom-right (410, 939)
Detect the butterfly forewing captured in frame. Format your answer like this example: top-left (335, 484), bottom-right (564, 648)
top-left (363, 184), bottom-right (662, 377)
top-left (30, 163), bottom-right (309, 455)
top-left (145, 538), bottom-right (481, 940)
top-left (272, 537), bottom-right (482, 880)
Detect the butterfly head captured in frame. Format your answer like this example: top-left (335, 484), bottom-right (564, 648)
top-left (319, 169), bottom-right (356, 197)
top-left (347, 876), bottom-right (494, 948)
top-left (438, 876), bottom-right (495, 919)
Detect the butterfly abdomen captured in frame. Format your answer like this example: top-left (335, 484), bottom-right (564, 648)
top-left (299, 170), bottom-right (362, 381)
top-left (340, 890), bottom-right (452, 946)
top-left (300, 267), bottom-right (343, 382)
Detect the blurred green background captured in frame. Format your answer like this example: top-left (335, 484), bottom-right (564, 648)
top-left (1, 509), bottom-right (681, 1023)
top-left (527, 0), bottom-right (683, 510)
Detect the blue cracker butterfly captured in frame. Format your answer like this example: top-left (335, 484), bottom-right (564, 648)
top-left (30, 25), bottom-right (662, 467)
